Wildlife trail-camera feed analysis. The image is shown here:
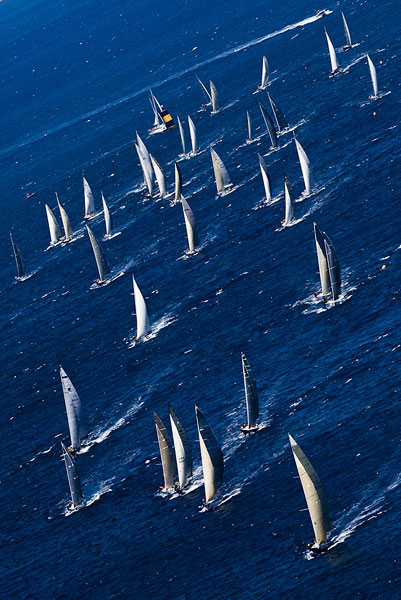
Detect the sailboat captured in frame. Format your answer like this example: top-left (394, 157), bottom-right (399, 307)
top-left (188, 115), bottom-right (198, 155)
top-left (240, 353), bottom-right (259, 433)
top-left (83, 176), bottom-right (96, 220)
top-left (10, 232), bottom-right (26, 280)
top-left (195, 406), bottom-right (224, 506)
top-left (367, 55), bottom-right (378, 99)
top-left (56, 193), bottom-right (73, 242)
top-left (149, 90), bottom-right (167, 134)
top-left (60, 365), bottom-right (88, 452)
top-left (257, 154), bottom-right (272, 203)
top-left (325, 29), bottom-right (340, 76)
top-left (61, 442), bottom-right (84, 510)
top-left (45, 204), bottom-right (63, 246)
top-left (174, 162), bottom-right (183, 203)
top-left (281, 176), bottom-right (294, 227)
top-left (246, 111), bottom-right (252, 143)
top-left (102, 192), bottom-right (113, 239)
top-left (196, 74), bottom-right (212, 109)
top-left (154, 412), bottom-right (176, 492)
top-left (148, 90), bottom-right (176, 131)
top-left (342, 12), bottom-right (352, 50)
top-left (136, 132), bottom-right (153, 171)
top-left (181, 196), bottom-right (199, 254)
top-left (289, 434), bottom-right (332, 552)
top-left (135, 141), bottom-right (154, 197)
top-left (313, 223), bottom-right (342, 305)
top-left (169, 404), bottom-right (193, 490)
top-left (294, 137), bottom-right (315, 196)
top-left (86, 225), bottom-right (111, 285)
top-left (150, 155), bottom-right (167, 199)
top-left (267, 92), bottom-right (288, 134)
top-left (131, 275), bottom-right (150, 341)
top-left (259, 103), bottom-right (278, 149)
top-left (257, 56), bottom-right (269, 90)
top-left (210, 147), bottom-right (232, 194)
top-left (210, 80), bottom-right (219, 113)
top-left (177, 116), bottom-right (186, 156)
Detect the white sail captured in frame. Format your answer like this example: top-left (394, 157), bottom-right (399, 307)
top-left (45, 204), bottom-right (62, 245)
top-left (342, 12), bottom-right (352, 48)
top-left (196, 75), bottom-right (212, 104)
top-left (132, 275), bottom-right (150, 340)
top-left (195, 406), bottom-right (224, 503)
top-left (150, 155), bottom-right (167, 198)
top-left (102, 192), bottom-right (112, 237)
top-left (83, 176), bottom-right (95, 218)
top-left (86, 225), bottom-right (111, 283)
top-left (174, 162), bottom-right (183, 203)
top-left (181, 196), bottom-right (199, 252)
top-left (136, 132), bottom-right (152, 167)
top-left (154, 412), bottom-right (175, 489)
top-left (135, 143), bottom-right (154, 196)
top-left (260, 56), bottom-right (269, 88)
top-left (210, 80), bottom-right (219, 113)
top-left (367, 55), bottom-right (378, 98)
top-left (60, 365), bottom-right (88, 451)
top-left (295, 137), bottom-right (315, 195)
top-left (289, 434), bottom-right (332, 549)
top-left (283, 177), bottom-right (293, 226)
top-left (177, 116), bottom-right (186, 155)
top-left (313, 223), bottom-right (329, 298)
top-left (246, 111), bottom-right (252, 142)
top-left (188, 115), bottom-right (198, 154)
top-left (325, 30), bottom-right (339, 73)
top-left (257, 154), bottom-right (271, 202)
top-left (169, 404), bottom-right (192, 489)
top-left (210, 147), bottom-right (231, 193)
top-left (61, 442), bottom-right (84, 509)
top-left (56, 193), bottom-right (72, 241)
top-left (149, 90), bottom-right (164, 127)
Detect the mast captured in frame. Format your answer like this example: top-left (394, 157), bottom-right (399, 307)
top-left (246, 111), bottom-right (252, 142)
top-left (56, 193), bottom-right (73, 241)
top-left (323, 234), bottom-right (341, 302)
top-left (259, 103), bottom-right (278, 149)
top-left (174, 162), bottom-right (183, 203)
top-left (150, 155), bottom-right (167, 198)
top-left (132, 275), bottom-right (150, 339)
top-left (177, 116), bottom-right (186, 155)
top-left (367, 55), bottom-right (378, 98)
top-left (289, 434), bottom-right (332, 549)
top-left (86, 225), bottom-right (111, 283)
top-left (267, 92), bottom-right (288, 133)
top-left (181, 195), bottom-right (199, 253)
top-left (313, 223), bottom-right (329, 299)
top-left (195, 406), bottom-right (224, 503)
top-left (45, 204), bottom-right (62, 246)
top-left (342, 12), bottom-right (352, 49)
top-left (83, 176), bottom-right (96, 218)
top-left (169, 404), bottom-right (193, 489)
top-left (60, 365), bottom-right (88, 452)
top-left (61, 442), bottom-right (84, 509)
top-left (188, 115), bottom-right (198, 154)
top-left (325, 29), bottom-right (339, 73)
top-left (154, 412), bottom-right (176, 489)
top-left (210, 80), bottom-right (219, 113)
top-left (294, 137), bottom-right (315, 195)
top-left (241, 353), bottom-right (259, 430)
top-left (283, 176), bottom-right (294, 226)
top-left (258, 154), bottom-right (272, 202)
top-left (196, 75), bottom-right (212, 104)
top-left (102, 192), bottom-right (113, 237)
top-left (10, 232), bottom-right (26, 278)
top-left (210, 147), bottom-right (231, 193)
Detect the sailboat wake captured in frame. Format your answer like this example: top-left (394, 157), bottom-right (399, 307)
top-left (89, 271), bottom-right (124, 289)
top-left (127, 313), bottom-right (176, 348)
top-left (253, 193), bottom-right (282, 210)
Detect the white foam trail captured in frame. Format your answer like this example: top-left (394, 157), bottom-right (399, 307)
top-left (127, 313), bottom-right (177, 348)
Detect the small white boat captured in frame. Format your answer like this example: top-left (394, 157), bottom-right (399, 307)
top-left (239, 353), bottom-right (259, 433)
top-left (177, 116), bottom-right (186, 156)
top-left (259, 102), bottom-right (278, 149)
top-left (86, 225), bottom-right (111, 285)
top-left (210, 147), bottom-right (232, 194)
top-left (101, 192), bottom-right (113, 239)
top-left (325, 29), bottom-right (340, 76)
top-left (45, 204), bottom-right (63, 246)
top-left (257, 154), bottom-right (272, 203)
top-left (61, 442), bottom-right (84, 510)
top-left (83, 175), bottom-right (96, 220)
top-left (174, 162), bottom-right (183, 203)
top-left (210, 80), bottom-right (219, 113)
top-left (281, 177), bottom-right (294, 227)
top-left (188, 115), bottom-right (198, 155)
top-left (246, 111), bottom-right (252, 143)
top-left (150, 154), bottom-right (167, 199)
top-left (60, 364), bottom-right (88, 452)
top-left (169, 404), bottom-right (193, 491)
top-left (154, 411), bottom-right (176, 493)
top-left (131, 274), bottom-right (150, 341)
top-left (56, 193), bottom-right (73, 242)
top-left (195, 406), bottom-right (224, 506)
top-left (367, 54), bottom-right (378, 98)
top-left (342, 12), bottom-right (352, 50)
top-left (257, 56), bottom-right (269, 90)
top-left (135, 141), bottom-right (154, 198)
top-left (181, 195), bottom-right (199, 254)
top-left (10, 232), bottom-right (26, 280)
top-left (294, 136), bottom-right (315, 195)
top-left (313, 223), bottom-right (342, 305)
top-left (196, 74), bottom-right (212, 110)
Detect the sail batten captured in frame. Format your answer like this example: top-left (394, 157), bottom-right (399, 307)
top-left (10, 233), bottom-right (26, 278)
top-left (169, 405), bottom-right (192, 488)
top-left (61, 442), bottom-right (84, 509)
top-left (154, 412), bottom-right (176, 489)
top-left (86, 225), bottom-right (111, 283)
top-left (195, 406), bottom-right (224, 503)
top-left (132, 275), bottom-right (150, 339)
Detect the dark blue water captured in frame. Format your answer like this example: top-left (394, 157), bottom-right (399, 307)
top-left (2, 0), bottom-right (401, 597)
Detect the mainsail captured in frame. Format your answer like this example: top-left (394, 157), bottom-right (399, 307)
top-left (325, 29), bottom-right (339, 73)
top-left (324, 234), bottom-right (341, 302)
top-left (246, 111), bottom-right (252, 142)
top-left (102, 192), bottom-right (113, 237)
top-left (150, 155), bottom-right (167, 198)
top-left (289, 434), bottom-right (332, 549)
top-left (135, 142), bottom-right (154, 196)
top-left (210, 80), bottom-right (219, 113)
top-left (195, 406), bottom-right (224, 503)
top-left (10, 232), bottom-right (26, 278)
top-left (342, 12), bottom-right (352, 49)
top-left (45, 204), bottom-right (62, 246)
top-left (154, 412), bottom-right (176, 489)
top-left (181, 195), bottom-right (199, 252)
top-left (174, 162), bottom-right (183, 203)
top-left (257, 153), bottom-right (272, 202)
top-left (210, 147), bottom-right (231, 193)
top-left (260, 55), bottom-right (269, 88)
top-left (367, 55), bottom-right (378, 98)
top-left (188, 115), bottom-right (198, 154)
top-left (149, 91), bottom-right (176, 130)
top-left (177, 116), bottom-right (186, 155)
top-left (61, 442), bottom-right (84, 509)
top-left (267, 92), bottom-right (288, 133)
top-left (241, 353), bottom-right (259, 430)
top-left (132, 275), bottom-right (150, 339)
top-left (313, 223), bottom-right (329, 298)
top-left (56, 193), bottom-right (73, 241)
top-left (83, 176), bottom-right (95, 218)
top-left (283, 176), bottom-right (294, 226)
top-left (149, 90), bottom-right (164, 129)
top-left (169, 404), bottom-right (193, 489)
top-left (294, 137), bottom-right (315, 195)
top-left (60, 365), bottom-right (88, 451)
top-left (259, 103), bottom-right (278, 149)
top-left (86, 225), bottom-right (111, 283)
top-left (196, 75), bottom-right (212, 105)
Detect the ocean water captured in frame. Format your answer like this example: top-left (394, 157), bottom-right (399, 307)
top-left (1, 0), bottom-right (401, 597)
